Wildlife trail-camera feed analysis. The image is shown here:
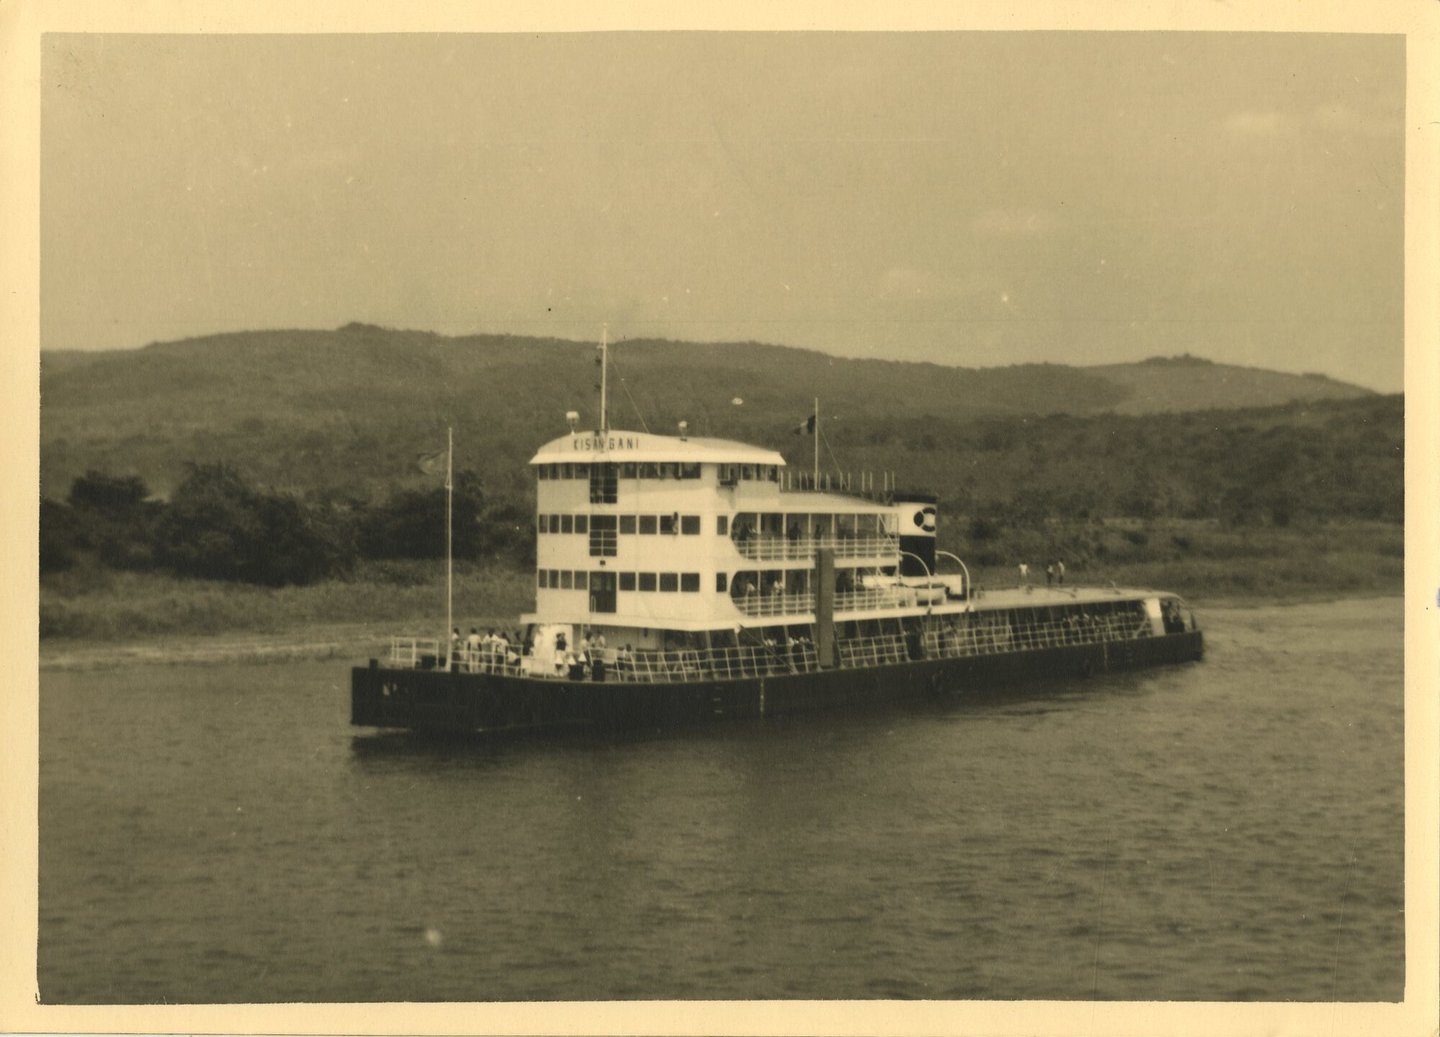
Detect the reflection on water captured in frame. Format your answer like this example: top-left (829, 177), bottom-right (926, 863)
top-left (39, 598), bottom-right (1404, 1002)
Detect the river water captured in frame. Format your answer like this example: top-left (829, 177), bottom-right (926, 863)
top-left (37, 598), bottom-right (1404, 1003)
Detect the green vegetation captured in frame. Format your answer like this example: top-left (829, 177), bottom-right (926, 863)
top-left (959, 519), bottom-right (1403, 604)
top-left (40, 560), bottom-right (534, 642)
top-left (39, 520), bottom-right (1401, 646)
top-left (37, 326), bottom-right (1403, 644)
top-left (40, 325), bottom-right (1375, 501)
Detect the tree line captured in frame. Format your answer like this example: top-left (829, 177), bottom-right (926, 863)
top-left (41, 463), bottom-right (534, 586)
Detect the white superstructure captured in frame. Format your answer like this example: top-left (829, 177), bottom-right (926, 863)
top-left (522, 428), bottom-right (922, 642)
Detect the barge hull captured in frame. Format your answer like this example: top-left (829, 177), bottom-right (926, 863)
top-left (351, 631), bottom-right (1203, 735)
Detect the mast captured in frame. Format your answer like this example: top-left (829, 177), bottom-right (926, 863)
top-left (445, 424), bottom-right (453, 664)
top-left (813, 396), bottom-right (819, 488)
top-left (599, 324), bottom-right (609, 435)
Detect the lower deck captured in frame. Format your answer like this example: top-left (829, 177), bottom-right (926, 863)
top-left (353, 627), bottom-right (1204, 736)
top-left (398, 590), bottom-right (1196, 687)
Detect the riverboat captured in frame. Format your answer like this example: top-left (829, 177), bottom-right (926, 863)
top-left (351, 338), bottom-right (1203, 736)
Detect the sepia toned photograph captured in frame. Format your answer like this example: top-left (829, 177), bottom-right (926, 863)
top-left (11, 13), bottom-right (1438, 1034)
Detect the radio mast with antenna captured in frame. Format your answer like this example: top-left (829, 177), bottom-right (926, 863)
top-left (597, 324), bottom-right (609, 435)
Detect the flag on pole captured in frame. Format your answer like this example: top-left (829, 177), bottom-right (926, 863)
top-left (793, 414), bottom-right (816, 435)
top-left (416, 450), bottom-right (447, 476)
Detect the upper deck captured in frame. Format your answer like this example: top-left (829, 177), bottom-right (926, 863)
top-left (530, 430), bottom-right (785, 468)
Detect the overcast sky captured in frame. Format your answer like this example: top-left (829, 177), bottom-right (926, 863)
top-left (40, 32), bottom-right (1404, 390)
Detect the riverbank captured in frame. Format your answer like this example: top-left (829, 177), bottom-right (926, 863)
top-left (39, 592), bottom-right (1407, 672)
top-left (38, 521), bottom-right (1404, 670)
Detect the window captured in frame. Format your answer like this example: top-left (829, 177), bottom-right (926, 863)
top-left (589, 515), bottom-right (617, 557)
top-left (716, 573), bottom-right (728, 593)
top-left (590, 462), bottom-right (618, 504)
top-left (560, 463), bottom-right (572, 480)
top-left (620, 463), bottom-right (638, 479)
top-left (639, 572), bottom-right (657, 592)
top-left (537, 516), bottom-right (546, 534)
top-left (639, 515), bottom-right (658, 535)
top-left (574, 464), bottom-right (589, 478)
top-left (575, 515), bottom-right (588, 535)
top-left (573, 570), bottom-right (588, 591)
top-left (659, 572), bottom-right (679, 592)
top-left (619, 572), bottom-right (637, 591)
top-left (658, 462), bottom-right (677, 479)
top-left (547, 570), bottom-right (560, 589)
top-left (537, 569), bottom-right (547, 587)
top-left (620, 515), bottom-right (637, 535)
top-left (717, 515), bottom-right (729, 535)
top-left (640, 463), bottom-right (661, 479)
top-left (560, 570), bottom-right (573, 590)
top-left (537, 466), bottom-right (550, 480)
top-left (680, 515), bottom-right (700, 535)
top-left (659, 513), bottom-right (678, 535)
top-left (681, 573), bottom-right (700, 592)
top-left (560, 514), bottom-right (574, 534)
top-left (679, 462), bottom-right (701, 479)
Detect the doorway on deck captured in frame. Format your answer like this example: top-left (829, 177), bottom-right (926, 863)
top-left (590, 571), bottom-right (617, 613)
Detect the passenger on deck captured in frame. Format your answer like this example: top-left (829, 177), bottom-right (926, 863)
top-left (466, 628), bottom-right (482, 671)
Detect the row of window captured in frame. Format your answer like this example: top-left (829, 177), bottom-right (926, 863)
top-left (538, 513), bottom-right (707, 536)
top-left (535, 462), bottom-right (781, 482)
top-left (537, 569), bottom-right (707, 593)
top-left (538, 461), bottom-right (703, 480)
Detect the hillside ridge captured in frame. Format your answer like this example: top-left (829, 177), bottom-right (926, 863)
top-left (40, 325), bottom-right (1384, 503)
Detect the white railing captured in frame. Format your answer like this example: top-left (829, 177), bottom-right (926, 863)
top-left (385, 608), bottom-right (1158, 679)
top-left (388, 637), bottom-right (530, 676)
top-left (609, 643), bottom-right (821, 683)
top-left (733, 533), bottom-right (899, 562)
top-left (388, 636), bottom-right (442, 667)
top-left (837, 634), bottom-right (910, 667)
top-left (921, 611), bottom-right (1151, 659)
top-left (731, 591), bottom-right (816, 617)
top-left (731, 585), bottom-right (927, 617)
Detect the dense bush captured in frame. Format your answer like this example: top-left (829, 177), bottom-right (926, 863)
top-left (155, 463), bottom-right (351, 586)
top-left (41, 470), bottom-right (161, 574)
top-left (358, 470), bottom-right (485, 561)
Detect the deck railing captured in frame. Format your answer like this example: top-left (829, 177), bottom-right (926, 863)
top-left (837, 634), bottom-right (910, 667)
top-left (615, 643), bottom-right (821, 682)
top-left (387, 609), bottom-right (1157, 680)
top-left (921, 611), bottom-right (1150, 658)
top-left (731, 585), bottom-right (929, 617)
top-left (387, 637), bottom-right (530, 676)
top-left (733, 533), bottom-right (898, 562)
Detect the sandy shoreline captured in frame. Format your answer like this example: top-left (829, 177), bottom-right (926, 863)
top-left (38, 622), bottom-right (410, 672)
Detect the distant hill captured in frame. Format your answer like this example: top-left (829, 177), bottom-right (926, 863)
top-left (39, 325), bottom-right (1381, 504)
top-left (1086, 354), bottom-right (1371, 414)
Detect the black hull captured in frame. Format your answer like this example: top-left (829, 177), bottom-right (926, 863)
top-left (351, 631), bottom-right (1204, 736)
